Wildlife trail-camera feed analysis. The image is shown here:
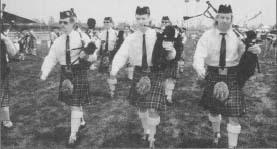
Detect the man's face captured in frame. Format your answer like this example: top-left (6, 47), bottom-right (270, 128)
top-left (216, 13), bottom-right (232, 32)
top-left (161, 19), bottom-right (170, 28)
top-left (103, 20), bottom-right (112, 29)
top-left (135, 14), bottom-right (150, 32)
top-left (59, 18), bottom-right (75, 33)
top-left (88, 22), bottom-right (95, 29)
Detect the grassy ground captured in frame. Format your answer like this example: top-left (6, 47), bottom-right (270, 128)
top-left (1, 39), bottom-right (277, 149)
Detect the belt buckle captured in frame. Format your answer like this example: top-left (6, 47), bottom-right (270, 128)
top-left (218, 68), bottom-right (227, 75)
top-left (142, 67), bottom-right (151, 73)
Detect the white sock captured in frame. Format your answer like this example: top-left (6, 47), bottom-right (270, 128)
top-left (146, 115), bottom-right (160, 141)
top-left (165, 79), bottom-right (175, 102)
top-left (1, 106), bottom-right (11, 121)
top-left (138, 110), bottom-right (149, 134)
top-left (127, 67), bottom-right (134, 80)
top-left (227, 123), bottom-right (241, 148)
top-left (70, 109), bottom-right (82, 136)
top-left (208, 113), bottom-right (222, 133)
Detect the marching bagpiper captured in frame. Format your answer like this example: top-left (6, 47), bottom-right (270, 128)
top-left (158, 16), bottom-right (184, 104)
top-left (98, 17), bottom-right (118, 74)
top-left (86, 18), bottom-right (101, 70)
top-left (0, 25), bottom-right (19, 128)
top-left (109, 6), bottom-right (177, 148)
top-left (193, 5), bottom-right (261, 149)
top-left (40, 9), bottom-right (96, 147)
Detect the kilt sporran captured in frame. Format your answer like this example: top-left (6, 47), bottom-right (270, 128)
top-left (136, 75), bottom-right (151, 95)
top-left (59, 64), bottom-right (90, 106)
top-left (199, 66), bottom-right (246, 117)
top-left (128, 67), bottom-right (167, 112)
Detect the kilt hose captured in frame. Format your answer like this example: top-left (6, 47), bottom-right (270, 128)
top-left (128, 66), bottom-right (168, 112)
top-left (0, 76), bottom-right (10, 107)
top-left (58, 64), bottom-right (91, 106)
top-left (199, 66), bottom-right (246, 117)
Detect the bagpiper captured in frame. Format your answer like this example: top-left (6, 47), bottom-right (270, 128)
top-left (98, 17), bottom-right (118, 74)
top-left (86, 18), bottom-right (101, 70)
top-left (158, 16), bottom-right (184, 104)
top-left (193, 4), bottom-right (261, 149)
top-left (1, 24), bottom-right (19, 128)
top-left (108, 6), bottom-right (178, 148)
top-left (40, 8), bottom-right (97, 147)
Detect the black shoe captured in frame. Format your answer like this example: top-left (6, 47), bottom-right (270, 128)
top-left (66, 134), bottom-right (80, 148)
top-left (79, 122), bottom-right (86, 130)
top-left (149, 139), bottom-right (155, 149)
top-left (142, 133), bottom-right (149, 141)
top-left (212, 132), bottom-right (221, 147)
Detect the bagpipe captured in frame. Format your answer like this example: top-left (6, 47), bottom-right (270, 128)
top-left (185, 1), bottom-right (262, 89)
top-left (233, 25), bottom-right (262, 87)
top-left (68, 27), bottom-right (97, 69)
top-left (144, 24), bottom-right (184, 73)
top-left (98, 29), bottom-right (125, 74)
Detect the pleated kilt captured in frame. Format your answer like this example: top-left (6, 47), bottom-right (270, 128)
top-left (0, 76), bottom-right (9, 107)
top-left (98, 52), bottom-right (110, 74)
top-left (58, 64), bottom-right (91, 106)
top-left (128, 66), bottom-right (167, 112)
top-left (199, 66), bottom-right (246, 117)
top-left (164, 61), bottom-right (178, 79)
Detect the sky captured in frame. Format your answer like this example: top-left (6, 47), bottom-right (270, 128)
top-left (3, 0), bottom-right (276, 27)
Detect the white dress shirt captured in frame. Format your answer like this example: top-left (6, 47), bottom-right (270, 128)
top-left (193, 27), bottom-right (245, 75)
top-left (41, 30), bottom-right (95, 79)
top-left (100, 28), bottom-right (118, 51)
top-left (110, 28), bottom-right (157, 76)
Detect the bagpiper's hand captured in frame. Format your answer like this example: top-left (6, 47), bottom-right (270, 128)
top-left (166, 50), bottom-right (176, 60)
top-left (248, 44), bottom-right (261, 55)
top-left (196, 68), bottom-right (206, 80)
top-left (163, 41), bottom-right (174, 51)
top-left (109, 75), bottom-right (117, 81)
top-left (177, 60), bottom-right (185, 73)
top-left (87, 53), bottom-right (98, 62)
top-left (79, 51), bottom-right (89, 59)
top-left (40, 72), bottom-right (47, 81)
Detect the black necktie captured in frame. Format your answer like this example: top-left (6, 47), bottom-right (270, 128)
top-left (105, 30), bottom-right (109, 51)
top-left (219, 33), bottom-right (226, 69)
top-left (66, 35), bottom-right (71, 66)
top-left (142, 34), bottom-right (148, 70)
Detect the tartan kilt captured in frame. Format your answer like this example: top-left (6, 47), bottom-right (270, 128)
top-left (128, 67), bottom-right (168, 112)
top-left (199, 66), bottom-right (246, 117)
top-left (58, 64), bottom-right (91, 106)
top-left (98, 53), bottom-right (110, 74)
top-left (0, 76), bottom-right (9, 107)
top-left (164, 61), bottom-right (178, 79)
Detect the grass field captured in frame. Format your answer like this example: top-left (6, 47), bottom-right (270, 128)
top-left (1, 39), bottom-right (277, 149)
